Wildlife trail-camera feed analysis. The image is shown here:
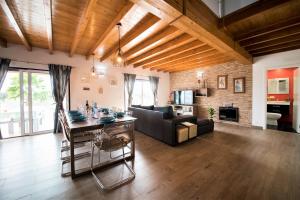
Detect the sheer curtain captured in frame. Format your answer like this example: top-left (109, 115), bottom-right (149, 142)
top-left (149, 76), bottom-right (159, 105)
top-left (0, 58), bottom-right (11, 139)
top-left (49, 64), bottom-right (71, 133)
top-left (124, 73), bottom-right (136, 108)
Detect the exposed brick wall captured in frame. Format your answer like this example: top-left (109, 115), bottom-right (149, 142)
top-left (170, 61), bottom-right (253, 127)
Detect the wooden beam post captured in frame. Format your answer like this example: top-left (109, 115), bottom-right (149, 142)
top-left (100, 13), bottom-right (160, 61)
top-left (127, 33), bottom-right (192, 65)
top-left (86, 1), bottom-right (134, 58)
top-left (123, 25), bottom-right (177, 58)
top-left (0, 38), bottom-right (7, 48)
top-left (166, 57), bottom-right (233, 73)
top-left (134, 40), bottom-right (206, 68)
top-left (43, 0), bottom-right (53, 54)
top-left (70, 0), bottom-right (97, 57)
top-left (139, 44), bottom-right (212, 68)
top-left (131, 0), bottom-right (252, 64)
top-left (0, 0), bottom-right (31, 51)
top-left (220, 0), bottom-right (290, 27)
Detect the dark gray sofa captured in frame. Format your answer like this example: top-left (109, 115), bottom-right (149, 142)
top-left (129, 106), bottom-right (197, 146)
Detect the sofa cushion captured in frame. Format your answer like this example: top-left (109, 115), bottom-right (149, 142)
top-left (131, 105), bottom-right (141, 108)
top-left (154, 106), bottom-right (174, 119)
top-left (140, 105), bottom-right (154, 110)
top-left (197, 119), bottom-right (210, 126)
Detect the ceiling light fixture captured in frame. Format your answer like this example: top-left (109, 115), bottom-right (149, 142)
top-left (113, 22), bottom-right (126, 67)
top-left (91, 54), bottom-right (96, 76)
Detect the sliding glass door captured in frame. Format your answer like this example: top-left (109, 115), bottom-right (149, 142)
top-left (0, 70), bottom-right (55, 138)
top-left (0, 71), bottom-right (22, 138)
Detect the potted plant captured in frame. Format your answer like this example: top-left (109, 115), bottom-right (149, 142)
top-left (208, 107), bottom-right (216, 121)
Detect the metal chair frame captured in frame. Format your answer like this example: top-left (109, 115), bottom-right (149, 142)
top-left (90, 121), bottom-right (135, 191)
top-left (58, 110), bottom-right (95, 177)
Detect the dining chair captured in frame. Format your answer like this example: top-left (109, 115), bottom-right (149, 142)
top-left (90, 121), bottom-right (135, 191)
top-left (58, 110), bottom-right (95, 177)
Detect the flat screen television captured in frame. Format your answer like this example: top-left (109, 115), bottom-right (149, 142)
top-left (174, 90), bottom-right (194, 105)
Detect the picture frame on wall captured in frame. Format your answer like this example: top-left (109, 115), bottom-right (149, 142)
top-left (233, 77), bottom-right (246, 93)
top-left (217, 75), bottom-right (228, 89)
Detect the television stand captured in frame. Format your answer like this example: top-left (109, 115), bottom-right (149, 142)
top-left (171, 104), bottom-right (197, 116)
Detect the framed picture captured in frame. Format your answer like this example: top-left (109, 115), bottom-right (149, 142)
top-left (217, 75), bottom-right (228, 89)
top-left (233, 77), bottom-right (246, 93)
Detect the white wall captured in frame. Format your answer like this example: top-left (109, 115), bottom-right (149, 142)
top-left (202, 0), bottom-right (257, 17)
top-left (202, 0), bottom-right (220, 16)
top-left (224, 0), bottom-right (257, 15)
top-left (252, 49), bottom-right (300, 128)
top-left (294, 68), bottom-right (300, 133)
top-left (0, 44), bottom-right (170, 110)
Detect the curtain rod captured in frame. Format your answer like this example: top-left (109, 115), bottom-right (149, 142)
top-left (122, 73), bottom-right (160, 78)
top-left (8, 67), bottom-right (48, 72)
top-left (8, 58), bottom-right (73, 67)
top-left (9, 58), bottom-right (50, 66)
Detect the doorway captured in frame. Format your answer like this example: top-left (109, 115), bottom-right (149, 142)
top-left (0, 70), bottom-right (55, 138)
top-left (266, 67), bottom-right (300, 133)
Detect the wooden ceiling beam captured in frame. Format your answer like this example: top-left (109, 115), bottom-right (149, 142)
top-left (131, 0), bottom-right (252, 64)
top-left (0, 38), bottom-right (7, 48)
top-left (220, 0), bottom-right (290, 27)
top-left (86, 1), bottom-right (134, 58)
top-left (134, 40), bottom-right (205, 68)
top-left (246, 34), bottom-right (300, 52)
top-left (100, 13), bottom-right (160, 61)
top-left (250, 40), bottom-right (300, 55)
top-left (70, 0), bottom-right (97, 56)
top-left (165, 55), bottom-right (229, 71)
top-left (236, 16), bottom-right (300, 42)
top-left (150, 49), bottom-right (218, 70)
top-left (142, 44), bottom-right (213, 69)
top-left (43, 0), bottom-right (53, 54)
top-left (154, 51), bottom-right (222, 71)
top-left (166, 58), bottom-right (233, 73)
top-left (252, 45), bottom-right (300, 57)
top-left (127, 33), bottom-right (192, 65)
top-left (240, 25), bottom-right (300, 47)
top-left (124, 25), bottom-right (177, 58)
top-left (0, 0), bottom-right (31, 51)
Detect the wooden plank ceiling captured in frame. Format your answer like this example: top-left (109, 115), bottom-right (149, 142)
top-left (0, 0), bottom-right (299, 73)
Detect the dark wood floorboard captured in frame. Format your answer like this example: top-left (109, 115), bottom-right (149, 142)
top-left (1, 123), bottom-right (300, 200)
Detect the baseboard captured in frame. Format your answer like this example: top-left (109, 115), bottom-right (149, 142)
top-left (251, 125), bottom-right (264, 130)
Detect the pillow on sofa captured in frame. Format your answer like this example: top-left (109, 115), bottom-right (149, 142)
top-left (140, 105), bottom-right (154, 110)
top-left (154, 106), bottom-right (174, 119)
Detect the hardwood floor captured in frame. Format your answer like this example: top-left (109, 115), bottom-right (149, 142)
top-left (1, 123), bottom-right (300, 200)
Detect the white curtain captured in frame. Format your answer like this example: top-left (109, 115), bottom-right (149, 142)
top-left (124, 73), bottom-right (136, 108)
top-left (0, 58), bottom-right (11, 139)
top-left (149, 76), bottom-right (159, 105)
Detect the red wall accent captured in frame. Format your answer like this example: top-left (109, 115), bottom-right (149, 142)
top-left (267, 68), bottom-right (297, 122)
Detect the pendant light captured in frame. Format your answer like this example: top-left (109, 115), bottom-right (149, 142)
top-left (91, 54), bottom-right (96, 76)
top-left (113, 22), bottom-right (126, 67)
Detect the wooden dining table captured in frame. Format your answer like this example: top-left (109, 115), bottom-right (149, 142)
top-left (65, 114), bottom-right (137, 179)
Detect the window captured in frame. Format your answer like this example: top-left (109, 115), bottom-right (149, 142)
top-left (0, 69), bottom-right (69, 138)
top-left (125, 78), bottom-right (154, 108)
